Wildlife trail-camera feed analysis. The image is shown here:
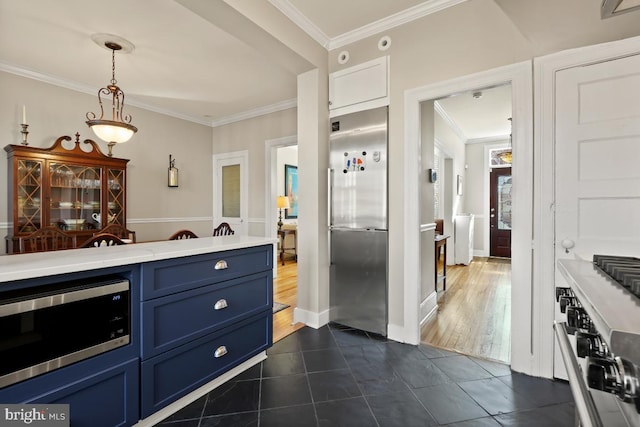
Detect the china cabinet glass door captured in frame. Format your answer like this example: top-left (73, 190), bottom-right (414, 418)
top-left (106, 168), bottom-right (125, 226)
top-left (49, 163), bottom-right (102, 231)
top-left (16, 159), bottom-right (43, 233)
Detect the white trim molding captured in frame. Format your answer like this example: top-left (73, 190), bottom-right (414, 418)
top-left (420, 292), bottom-right (439, 327)
top-left (127, 216), bottom-right (212, 224)
top-left (210, 98), bottom-right (297, 127)
top-left (0, 60), bottom-right (297, 128)
top-left (404, 61), bottom-right (533, 374)
top-left (434, 101), bottom-right (467, 142)
top-left (329, 0), bottom-right (468, 50)
top-left (466, 135), bottom-right (511, 145)
top-left (265, 135), bottom-right (298, 273)
top-left (268, 0), bottom-right (468, 51)
top-left (293, 307), bottom-right (330, 329)
top-left (0, 60), bottom-right (212, 127)
top-left (267, 0), bottom-right (330, 48)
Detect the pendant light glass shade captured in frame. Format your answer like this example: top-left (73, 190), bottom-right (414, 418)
top-left (88, 120), bottom-right (136, 143)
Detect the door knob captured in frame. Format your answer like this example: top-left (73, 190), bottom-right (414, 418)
top-left (561, 239), bottom-right (575, 254)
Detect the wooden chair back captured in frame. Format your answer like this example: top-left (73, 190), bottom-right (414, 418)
top-left (95, 224), bottom-right (136, 242)
top-left (435, 219), bottom-right (444, 235)
top-left (81, 233), bottom-right (127, 248)
top-left (18, 226), bottom-right (77, 253)
top-left (168, 229), bottom-right (199, 240)
top-left (213, 222), bottom-right (235, 236)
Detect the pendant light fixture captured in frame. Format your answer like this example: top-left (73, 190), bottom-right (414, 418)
top-left (86, 38), bottom-right (137, 157)
top-left (498, 117), bottom-right (513, 164)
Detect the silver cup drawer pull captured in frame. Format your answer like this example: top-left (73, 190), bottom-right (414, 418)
top-left (214, 299), bottom-right (228, 310)
top-left (214, 260), bottom-right (228, 270)
top-left (214, 346), bottom-right (228, 358)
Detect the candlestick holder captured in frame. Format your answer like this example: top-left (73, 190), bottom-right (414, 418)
top-left (20, 123), bottom-right (29, 146)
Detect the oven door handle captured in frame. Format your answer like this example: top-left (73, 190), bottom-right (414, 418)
top-left (554, 321), bottom-right (603, 427)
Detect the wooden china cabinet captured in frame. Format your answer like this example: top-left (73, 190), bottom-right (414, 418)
top-left (5, 133), bottom-right (129, 253)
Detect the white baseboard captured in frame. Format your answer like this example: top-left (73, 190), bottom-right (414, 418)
top-left (293, 307), bottom-right (330, 329)
top-left (420, 292), bottom-right (438, 327)
top-left (386, 323), bottom-right (406, 343)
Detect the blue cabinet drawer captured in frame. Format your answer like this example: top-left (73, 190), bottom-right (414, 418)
top-left (141, 271), bottom-right (272, 359)
top-left (141, 312), bottom-right (272, 418)
top-left (141, 245), bottom-right (272, 300)
top-left (29, 358), bottom-right (139, 427)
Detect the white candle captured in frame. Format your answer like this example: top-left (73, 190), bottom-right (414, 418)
top-left (22, 105), bottom-right (26, 124)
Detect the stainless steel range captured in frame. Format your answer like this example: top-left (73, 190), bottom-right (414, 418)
top-left (555, 255), bottom-right (640, 427)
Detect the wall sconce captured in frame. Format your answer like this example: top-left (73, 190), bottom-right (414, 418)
top-left (168, 155), bottom-right (179, 187)
top-left (277, 195), bottom-right (290, 231)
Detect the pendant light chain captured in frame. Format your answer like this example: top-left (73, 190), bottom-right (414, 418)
top-left (111, 47), bottom-right (117, 86)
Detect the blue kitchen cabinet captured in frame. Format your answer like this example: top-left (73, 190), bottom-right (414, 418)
top-left (141, 312), bottom-right (271, 416)
top-left (140, 245), bottom-right (273, 299)
top-left (0, 243), bottom-right (273, 425)
top-left (0, 352), bottom-right (139, 427)
top-left (141, 271), bottom-right (272, 359)
top-left (139, 244), bottom-right (273, 418)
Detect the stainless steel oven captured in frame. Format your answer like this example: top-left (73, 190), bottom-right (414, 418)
top-left (0, 278), bottom-right (130, 388)
top-left (555, 256), bottom-right (640, 427)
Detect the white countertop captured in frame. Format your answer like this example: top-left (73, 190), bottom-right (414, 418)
top-left (0, 236), bottom-right (276, 283)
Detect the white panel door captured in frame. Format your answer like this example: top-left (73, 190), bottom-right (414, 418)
top-left (213, 151), bottom-right (248, 235)
top-left (554, 54), bottom-right (640, 377)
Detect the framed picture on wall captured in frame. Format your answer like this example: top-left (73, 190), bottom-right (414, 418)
top-left (285, 164), bottom-right (298, 218)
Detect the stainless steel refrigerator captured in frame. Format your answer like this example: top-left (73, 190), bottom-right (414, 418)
top-left (329, 106), bottom-right (388, 336)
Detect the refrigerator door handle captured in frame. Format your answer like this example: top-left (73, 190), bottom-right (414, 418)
top-left (328, 167), bottom-right (333, 264)
top-left (327, 168), bottom-right (333, 229)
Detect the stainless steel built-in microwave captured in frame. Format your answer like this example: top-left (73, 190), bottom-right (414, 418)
top-left (0, 278), bottom-right (130, 388)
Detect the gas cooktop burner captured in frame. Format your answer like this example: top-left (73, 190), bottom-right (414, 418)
top-left (593, 255), bottom-right (640, 299)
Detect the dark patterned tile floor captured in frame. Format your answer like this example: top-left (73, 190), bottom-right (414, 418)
top-left (156, 324), bottom-right (574, 426)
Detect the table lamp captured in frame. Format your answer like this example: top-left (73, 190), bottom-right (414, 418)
top-left (277, 196), bottom-right (290, 231)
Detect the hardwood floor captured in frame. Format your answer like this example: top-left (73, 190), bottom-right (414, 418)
top-left (421, 257), bottom-right (511, 364)
top-left (273, 259), bottom-right (305, 342)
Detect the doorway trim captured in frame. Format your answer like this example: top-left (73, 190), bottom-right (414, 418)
top-left (403, 61), bottom-right (533, 374)
top-left (265, 135), bottom-right (297, 276)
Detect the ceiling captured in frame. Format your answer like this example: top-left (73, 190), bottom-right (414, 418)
top-left (1, 0), bottom-right (640, 138)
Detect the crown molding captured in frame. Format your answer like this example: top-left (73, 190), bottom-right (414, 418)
top-left (269, 0), bottom-right (467, 51)
top-left (433, 101), bottom-right (468, 142)
top-left (268, 0), bottom-right (331, 48)
top-left (0, 60), bottom-right (212, 127)
top-left (210, 98), bottom-right (297, 127)
top-left (1, 60), bottom-right (297, 128)
top-left (466, 134), bottom-right (511, 145)
top-left (329, 0), bottom-right (468, 50)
